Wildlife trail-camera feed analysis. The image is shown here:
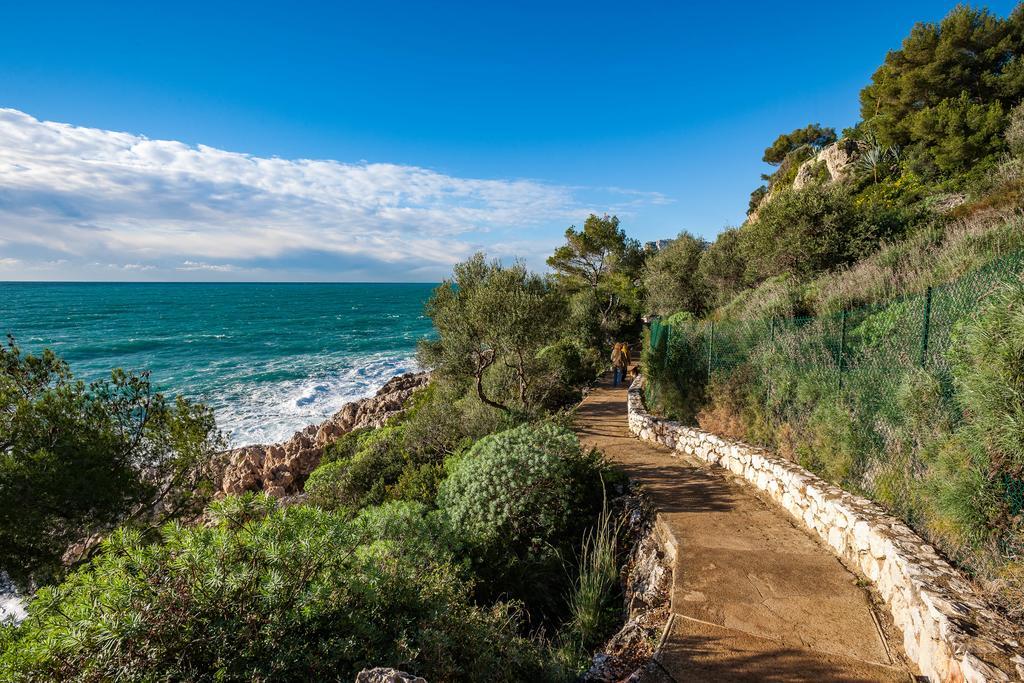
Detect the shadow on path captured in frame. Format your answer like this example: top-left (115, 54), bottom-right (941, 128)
top-left (574, 373), bottom-right (912, 682)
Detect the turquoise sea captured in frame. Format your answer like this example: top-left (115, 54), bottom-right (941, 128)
top-left (0, 283), bottom-right (436, 446)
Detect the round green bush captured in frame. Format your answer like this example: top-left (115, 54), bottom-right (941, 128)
top-left (437, 422), bottom-right (589, 551)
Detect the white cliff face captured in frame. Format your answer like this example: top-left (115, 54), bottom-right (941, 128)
top-left (794, 139), bottom-right (859, 191)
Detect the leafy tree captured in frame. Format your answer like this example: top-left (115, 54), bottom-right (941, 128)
top-left (909, 93), bottom-right (1006, 174)
top-left (762, 123), bottom-right (837, 165)
top-left (420, 254), bottom-right (563, 413)
top-left (547, 214), bottom-right (644, 343)
top-left (697, 228), bottom-right (749, 307)
top-left (860, 4), bottom-right (1024, 174)
top-left (0, 337), bottom-right (223, 589)
top-left (547, 214), bottom-right (633, 289)
top-left (640, 232), bottom-right (708, 317)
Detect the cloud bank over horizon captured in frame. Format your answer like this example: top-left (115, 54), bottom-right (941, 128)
top-left (0, 108), bottom-right (667, 281)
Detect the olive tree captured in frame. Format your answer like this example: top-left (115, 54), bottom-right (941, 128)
top-left (420, 254), bottom-right (563, 414)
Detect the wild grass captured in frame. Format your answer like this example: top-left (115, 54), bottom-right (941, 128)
top-left (567, 497), bottom-right (621, 651)
top-left (715, 210), bottom-right (1024, 323)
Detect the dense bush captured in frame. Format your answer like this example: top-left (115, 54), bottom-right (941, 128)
top-left (0, 337), bottom-right (223, 590)
top-left (437, 422), bottom-right (609, 622)
top-left (0, 495), bottom-right (549, 682)
top-left (305, 425), bottom-right (409, 510)
top-left (741, 184), bottom-right (908, 282)
top-left (439, 422), bottom-right (599, 551)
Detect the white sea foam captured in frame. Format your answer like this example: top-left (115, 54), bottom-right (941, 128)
top-left (0, 573), bottom-right (25, 625)
top-left (216, 352), bottom-right (420, 446)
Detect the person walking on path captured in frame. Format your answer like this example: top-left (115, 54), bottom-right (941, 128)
top-left (611, 342), bottom-right (627, 387)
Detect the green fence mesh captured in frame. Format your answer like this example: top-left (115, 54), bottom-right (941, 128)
top-left (646, 249), bottom-right (1024, 513)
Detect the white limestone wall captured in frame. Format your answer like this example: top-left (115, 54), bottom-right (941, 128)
top-left (627, 376), bottom-right (1024, 682)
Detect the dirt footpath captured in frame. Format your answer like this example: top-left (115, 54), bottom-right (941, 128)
top-left (575, 375), bottom-right (914, 682)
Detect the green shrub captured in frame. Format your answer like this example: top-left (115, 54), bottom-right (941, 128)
top-left (531, 338), bottom-right (602, 410)
top-left (0, 338), bottom-right (224, 589)
top-left (642, 318), bottom-right (707, 422)
top-left (390, 462), bottom-right (446, 505)
top-left (437, 422), bottom-right (607, 623)
top-left (742, 184), bottom-right (908, 282)
top-left (0, 495), bottom-right (548, 682)
top-left (305, 426), bottom-right (408, 510)
top-left (439, 422), bottom-right (588, 549)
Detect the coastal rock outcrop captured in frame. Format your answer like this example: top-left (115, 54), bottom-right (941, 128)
top-left (817, 138), bottom-right (857, 183)
top-left (219, 372), bottom-right (429, 498)
top-left (750, 139), bottom-right (859, 222)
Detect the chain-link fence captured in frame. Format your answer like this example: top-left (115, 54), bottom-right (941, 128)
top-left (645, 249), bottom-right (1024, 514)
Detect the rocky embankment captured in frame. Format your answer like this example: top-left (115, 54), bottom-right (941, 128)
top-left (219, 372), bottom-right (429, 498)
top-left (584, 490), bottom-right (671, 683)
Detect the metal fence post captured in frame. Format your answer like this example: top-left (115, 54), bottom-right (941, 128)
top-left (838, 309), bottom-right (848, 390)
top-left (920, 286), bottom-right (933, 368)
top-left (707, 320), bottom-right (715, 382)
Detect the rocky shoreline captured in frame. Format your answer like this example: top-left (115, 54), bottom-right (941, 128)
top-left (218, 372), bottom-right (430, 498)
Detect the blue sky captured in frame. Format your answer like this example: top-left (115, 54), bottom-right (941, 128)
top-left (0, 0), bottom-right (1017, 281)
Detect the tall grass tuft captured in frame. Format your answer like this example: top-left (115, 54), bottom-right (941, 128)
top-left (567, 497), bottom-right (621, 650)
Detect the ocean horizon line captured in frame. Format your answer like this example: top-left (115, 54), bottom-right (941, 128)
top-left (0, 280), bottom-right (442, 285)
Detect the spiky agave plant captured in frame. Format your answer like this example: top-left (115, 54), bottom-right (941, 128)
top-left (855, 129), bottom-right (900, 183)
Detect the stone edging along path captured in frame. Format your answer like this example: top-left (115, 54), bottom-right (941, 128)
top-left (627, 376), bottom-right (1024, 682)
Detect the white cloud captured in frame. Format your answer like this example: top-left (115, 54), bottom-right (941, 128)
top-left (177, 260), bottom-right (236, 272)
top-left (0, 258), bottom-right (20, 267)
top-left (0, 108), bottom-right (667, 280)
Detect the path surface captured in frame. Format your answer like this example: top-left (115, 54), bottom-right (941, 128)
top-left (575, 375), bottom-right (912, 682)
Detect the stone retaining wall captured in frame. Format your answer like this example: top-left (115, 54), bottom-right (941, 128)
top-left (627, 376), bottom-right (1024, 682)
